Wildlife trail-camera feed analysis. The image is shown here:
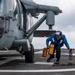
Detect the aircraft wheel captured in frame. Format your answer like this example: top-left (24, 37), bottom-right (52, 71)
top-left (25, 44), bottom-right (34, 63)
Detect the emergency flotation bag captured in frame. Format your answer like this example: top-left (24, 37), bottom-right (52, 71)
top-left (48, 44), bottom-right (54, 55)
top-left (42, 48), bottom-right (47, 57)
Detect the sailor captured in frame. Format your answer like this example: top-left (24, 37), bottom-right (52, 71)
top-left (46, 30), bottom-right (71, 64)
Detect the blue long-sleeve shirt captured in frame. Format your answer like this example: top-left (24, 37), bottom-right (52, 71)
top-left (46, 34), bottom-right (70, 49)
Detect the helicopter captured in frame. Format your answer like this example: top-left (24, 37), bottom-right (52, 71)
top-left (0, 0), bottom-right (62, 63)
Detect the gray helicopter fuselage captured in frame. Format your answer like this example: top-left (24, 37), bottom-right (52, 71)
top-left (0, 0), bottom-right (33, 50)
top-left (0, 0), bottom-right (62, 63)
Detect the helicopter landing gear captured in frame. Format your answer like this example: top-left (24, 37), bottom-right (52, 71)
top-left (24, 44), bottom-right (34, 63)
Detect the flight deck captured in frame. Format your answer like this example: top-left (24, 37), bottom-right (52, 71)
top-left (0, 49), bottom-right (75, 75)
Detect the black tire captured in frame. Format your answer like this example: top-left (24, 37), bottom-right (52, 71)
top-left (25, 44), bottom-right (34, 63)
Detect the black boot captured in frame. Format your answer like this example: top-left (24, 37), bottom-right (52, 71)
top-left (47, 57), bottom-right (52, 62)
top-left (54, 60), bottom-right (60, 64)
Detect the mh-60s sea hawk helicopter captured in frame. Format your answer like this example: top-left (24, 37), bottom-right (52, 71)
top-left (0, 0), bottom-right (62, 63)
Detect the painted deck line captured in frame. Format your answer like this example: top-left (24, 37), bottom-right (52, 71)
top-left (35, 51), bottom-right (75, 56)
top-left (0, 57), bottom-right (23, 65)
top-left (0, 68), bottom-right (75, 73)
top-left (34, 62), bottom-right (53, 65)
